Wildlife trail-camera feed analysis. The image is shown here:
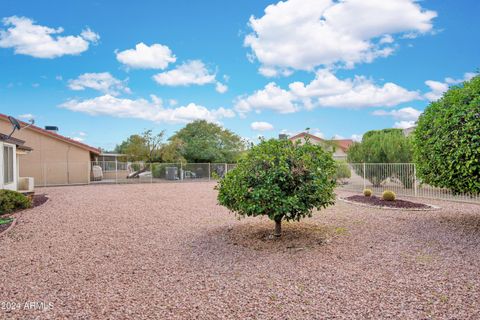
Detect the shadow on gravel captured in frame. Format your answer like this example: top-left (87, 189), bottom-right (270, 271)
top-left (436, 213), bottom-right (480, 234)
top-left (202, 220), bottom-right (348, 252)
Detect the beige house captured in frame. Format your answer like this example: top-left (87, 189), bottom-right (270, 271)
top-left (0, 114), bottom-right (100, 186)
top-left (289, 132), bottom-right (353, 160)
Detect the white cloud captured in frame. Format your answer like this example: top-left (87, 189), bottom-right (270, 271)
top-left (68, 72), bottom-right (131, 96)
top-left (18, 113), bottom-right (34, 120)
top-left (0, 16), bottom-right (99, 58)
top-left (394, 120), bottom-right (416, 129)
top-left (290, 70), bottom-right (421, 108)
top-left (116, 42), bottom-right (176, 69)
top-left (372, 107), bottom-right (422, 121)
top-left (71, 137), bottom-right (84, 142)
top-left (332, 134), bottom-right (345, 140)
top-left (215, 82), bottom-right (228, 93)
top-left (424, 72), bottom-right (476, 101)
top-left (60, 94), bottom-right (235, 124)
top-left (251, 121), bottom-right (274, 131)
top-left (235, 82), bottom-right (298, 115)
top-left (236, 70), bottom-right (420, 116)
top-left (351, 134), bottom-right (362, 142)
top-left (153, 60), bottom-right (216, 86)
top-left (245, 0), bottom-right (436, 75)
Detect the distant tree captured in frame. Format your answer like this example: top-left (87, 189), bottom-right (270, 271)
top-left (169, 120), bottom-right (245, 163)
top-left (115, 130), bottom-right (165, 162)
top-left (217, 138), bottom-right (336, 237)
top-left (413, 74), bottom-right (480, 194)
top-left (347, 129), bottom-right (414, 187)
top-left (159, 137), bottom-right (186, 163)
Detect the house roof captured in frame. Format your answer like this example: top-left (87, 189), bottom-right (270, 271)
top-left (289, 132), bottom-right (325, 142)
top-left (331, 139), bottom-right (354, 152)
top-left (289, 132), bottom-right (354, 152)
top-left (0, 113), bottom-right (100, 154)
top-left (0, 133), bottom-right (33, 152)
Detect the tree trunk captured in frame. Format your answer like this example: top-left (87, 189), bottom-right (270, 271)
top-left (274, 218), bottom-right (282, 237)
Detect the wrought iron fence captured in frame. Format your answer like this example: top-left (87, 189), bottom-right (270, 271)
top-left (28, 161), bottom-right (479, 204)
top-left (338, 163), bottom-right (480, 204)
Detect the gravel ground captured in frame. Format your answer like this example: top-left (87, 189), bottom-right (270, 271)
top-left (1, 182), bottom-right (480, 319)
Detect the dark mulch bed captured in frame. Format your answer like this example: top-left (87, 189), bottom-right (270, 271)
top-left (345, 195), bottom-right (431, 209)
top-left (0, 194), bottom-right (48, 234)
top-left (32, 194), bottom-right (49, 208)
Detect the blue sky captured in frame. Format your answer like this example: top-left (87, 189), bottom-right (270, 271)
top-left (0, 0), bottom-right (478, 150)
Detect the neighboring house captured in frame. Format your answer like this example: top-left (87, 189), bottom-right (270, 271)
top-left (289, 132), bottom-right (353, 160)
top-left (0, 133), bottom-right (33, 192)
top-left (0, 114), bottom-right (101, 186)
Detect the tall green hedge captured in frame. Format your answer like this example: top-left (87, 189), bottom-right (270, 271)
top-left (413, 74), bottom-right (480, 194)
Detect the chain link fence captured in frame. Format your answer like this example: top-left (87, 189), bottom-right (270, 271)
top-left (338, 163), bottom-right (480, 204)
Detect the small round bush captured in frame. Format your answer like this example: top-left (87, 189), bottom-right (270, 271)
top-left (382, 190), bottom-right (396, 201)
top-left (0, 190), bottom-right (32, 215)
top-left (363, 189), bottom-right (372, 197)
top-left (217, 138), bottom-right (337, 237)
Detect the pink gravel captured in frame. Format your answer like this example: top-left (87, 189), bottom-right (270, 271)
top-left (1, 183), bottom-right (480, 319)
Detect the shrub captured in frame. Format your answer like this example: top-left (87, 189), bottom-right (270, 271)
top-left (0, 190), bottom-right (32, 215)
top-left (363, 189), bottom-right (372, 197)
top-left (335, 161), bottom-right (351, 184)
top-left (217, 138), bottom-right (336, 237)
top-left (413, 74), bottom-right (480, 195)
top-left (382, 190), bottom-right (396, 201)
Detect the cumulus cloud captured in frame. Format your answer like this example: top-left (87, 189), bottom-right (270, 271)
top-left (60, 94), bottom-right (235, 124)
top-left (68, 72), bottom-right (131, 96)
top-left (235, 82), bottom-right (298, 115)
top-left (18, 113), bottom-right (34, 120)
top-left (245, 0), bottom-right (436, 75)
top-left (424, 72), bottom-right (476, 101)
top-left (393, 120), bottom-right (416, 129)
top-left (215, 82), bottom-right (228, 94)
top-left (236, 70), bottom-right (420, 115)
top-left (0, 16), bottom-right (99, 58)
top-left (250, 121), bottom-right (274, 131)
top-left (116, 42), bottom-right (176, 69)
top-left (372, 107), bottom-right (422, 121)
top-left (290, 70), bottom-right (421, 108)
top-left (153, 60), bottom-right (216, 86)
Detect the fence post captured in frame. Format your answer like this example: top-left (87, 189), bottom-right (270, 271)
top-left (115, 159), bottom-right (118, 184)
top-left (87, 162), bottom-right (90, 185)
top-left (363, 162), bottom-right (366, 190)
top-left (413, 164), bottom-right (417, 197)
top-left (208, 163), bottom-right (211, 181)
top-left (180, 162), bottom-right (183, 181)
top-left (225, 163), bottom-right (228, 176)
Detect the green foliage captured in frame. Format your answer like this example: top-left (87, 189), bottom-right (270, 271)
top-left (0, 190), bottom-right (32, 215)
top-left (217, 139), bottom-right (337, 232)
top-left (363, 189), bottom-right (372, 197)
top-left (169, 120), bottom-right (246, 163)
top-left (382, 190), bottom-right (396, 201)
top-left (347, 129), bottom-right (415, 187)
top-left (159, 137), bottom-right (186, 163)
top-left (211, 171), bottom-right (220, 180)
top-left (413, 75), bottom-right (480, 194)
top-left (115, 130), bottom-right (165, 162)
top-left (335, 160), bottom-right (351, 183)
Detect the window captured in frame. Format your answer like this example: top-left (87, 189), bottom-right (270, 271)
top-left (3, 145), bottom-right (14, 184)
